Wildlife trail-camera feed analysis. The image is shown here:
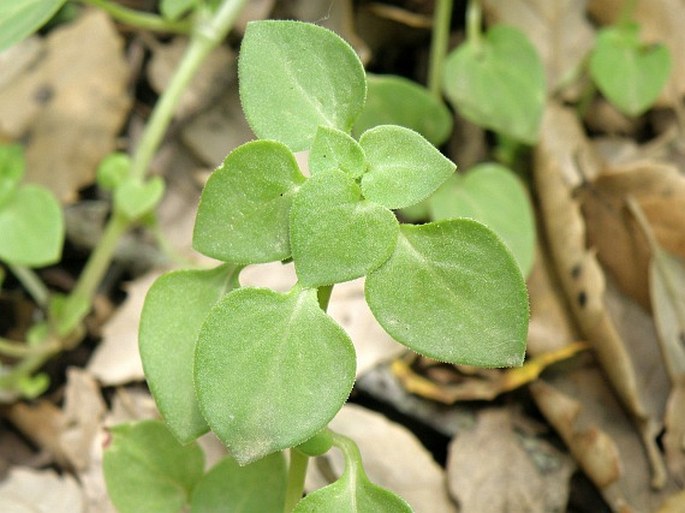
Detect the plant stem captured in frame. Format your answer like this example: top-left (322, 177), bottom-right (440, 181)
top-left (466, 0), bottom-right (483, 50)
top-left (7, 264), bottom-right (49, 308)
top-left (283, 448), bottom-right (309, 513)
top-left (427, 0), bottom-right (453, 98)
top-left (80, 0), bottom-right (192, 34)
top-left (0, 337), bottom-right (56, 358)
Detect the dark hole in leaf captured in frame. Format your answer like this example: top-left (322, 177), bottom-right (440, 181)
top-left (577, 291), bottom-right (587, 308)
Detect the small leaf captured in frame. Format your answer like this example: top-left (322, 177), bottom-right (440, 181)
top-left (353, 74), bottom-right (453, 146)
top-left (96, 152), bottom-right (131, 191)
top-left (309, 126), bottom-right (367, 178)
top-left (195, 286), bottom-right (356, 464)
top-left (365, 220), bottom-right (529, 367)
top-left (139, 265), bottom-right (235, 443)
top-left (442, 25), bottom-right (546, 144)
top-left (290, 169), bottom-right (399, 287)
top-left (193, 140), bottom-right (305, 264)
top-left (0, 144), bottom-right (25, 206)
top-left (114, 177), bottom-right (165, 221)
top-left (0, 0), bottom-right (68, 51)
top-left (590, 23), bottom-right (670, 117)
top-left (0, 185), bottom-right (64, 267)
top-left (103, 420), bottom-right (204, 513)
top-left (191, 453), bottom-right (287, 513)
top-left (160, 0), bottom-right (197, 20)
top-left (238, 20), bottom-right (367, 151)
top-left (360, 125), bottom-right (455, 209)
top-left (429, 163), bottom-right (536, 277)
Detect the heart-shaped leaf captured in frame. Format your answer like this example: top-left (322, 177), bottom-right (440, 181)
top-left (353, 74), bottom-right (453, 146)
top-left (365, 220), bottom-right (529, 367)
top-left (590, 23), bottom-right (671, 117)
top-left (290, 169), bottom-right (399, 287)
top-left (309, 126), bottom-right (367, 178)
top-left (193, 140), bottom-right (305, 264)
top-left (191, 453), bottom-right (287, 513)
top-left (194, 286), bottom-right (356, 465)
top-left (442, 25), bottom-right (545, 144)
top-left (0, 0), bottom-right (68, 51)
top-left (360, 125), bottom-right (455, 209)
top-left (0, 185), bottom-right (64, 267)
top-left (429, 163), bottom-right (536, 277)
top-left (103, 420), bottom-right (204, 513)
top-left (0, 144), bottom-right (24, 206)
top-left (239, 20), bottom-right (367, 151)
top-left (114, 177), bottom-right (165, 221)
top-left (139, 265), bottom-right (236, 444)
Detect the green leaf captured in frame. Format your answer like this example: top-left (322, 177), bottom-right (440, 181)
top-left (103, 420), bottom-right (204, 513)
top-left (354, 74), bottom-right (453, 146)
top-left (590, 23), bottom-right (670, 117)
top-left (0, 0), bottom-right (67, 51)
top-left (238, 20), bottom-right (367, 151)
top-left (429, 163), bottom-right (536, 277)
top-left (365, 220), bottom-right (529, 367)
top-left (139, 265), bottom-right (235, 444)
top-left (96, 152), bottom-right (131, 191)
top-left (309, 126), bottom-right (367, 178)
top-left (290, 169), bottom-right (399, 287)
top-left (194, 286), bottom-right (356, 465)
top-left (191, 453), bottom-right (287, 513)
top-left (359, 125), bottom-right (455, 209)
top-left (160, 0), bottom-right (197, 20)
top-left (0, 144), bottom-right (25, 206)
top-left (0, 185), bottom-right (64, 267)
top-left (114, 177), bottom-right (165, 221)
top-left (442, 25), bottom-right (546, 144)
top-left (193, 140), bottom-right (305, 264)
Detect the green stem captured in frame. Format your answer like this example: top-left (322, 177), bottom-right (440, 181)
top-left (466, 0), bottom-right (483, 50)
top-left (80, 0), bottom-right (191, 34)
top-left (0, 337), bottom-right (56, 358)
top-left (8, 264), bottom-right (49, 308)
top-left (427, 0), bottom-right (453, 98)
top-left (330, 430), bottom-right (365, 476)
top-left (283, 448), bottom-right (309, 513)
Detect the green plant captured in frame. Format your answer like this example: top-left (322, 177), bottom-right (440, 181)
top-left (106, 19), bottom-right (530, 513)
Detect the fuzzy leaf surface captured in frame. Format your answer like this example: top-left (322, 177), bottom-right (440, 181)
top-left (354, 74), bottom-right (453, 146)
top-left (0, 185), bottom-right (64, 267)
top-left (238, 20), bottom-right (367, 151)
top-left (309, 126), bottom-right (366, 178)
top-left (590, 23), bottom-right (670, 117)
top-left (103, 420), bottom-right (204, 513)
top-left (194, 287), bottom-right (356, 464)
top-left (193, 140), bottom-right (305, 264)
top-left (442, 25), bottom-right (545, 144)
top-left (429, 163), bottom-right (535, 277)
top-left (365, 220), bottom-right (529, 367)
top-left (360, 125), bottom-right (455, 209)
top-left (139, 265), bottom-right (234, 444)
top-left (191, 453), bottom-right (287, 513)
top-left (0, 0), bottom-right (67, 51)
top-left (290, 169), bottom-right (399, 287)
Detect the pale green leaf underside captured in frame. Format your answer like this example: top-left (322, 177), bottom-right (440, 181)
top-left (360, 125), bottom-right (455, 209)
top-left (590, 24), bottom-right (670, 117)
top-left (0, 0), bottom-right (67, 51)
top-left (309, 126), bottom-right (367, 178)
top-left (191, 453), bottom-right (287, 513)
top-left (429, 163), bottom-right (536, 277)
top-left (139, 265), bottom-right (234, 444)
top-left (193, 140), bottom-right (305, 264)
top-left (239, 20), bottom-right (367, 151)
top-left (103, 420), bottom-right (204, 513)
top-left (365, 220), bottom-right (529, 367)
top-left (195, 287), bottom-right (356, 465)
top-left (290, 169), bottom-right (399, 287)
top-left (0, 185), bottom-right (64, 267)
top-left (354, 74), bottom-right (453, 146)
top-left (442, 25), bottom-right (545, 144)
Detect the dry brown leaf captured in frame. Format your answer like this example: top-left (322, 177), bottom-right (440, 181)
top-left (0, 467), bottom-right (84, 513)
top-left (6, 400), bottom-right (65, 465)
top-left (234, 0), bottom-right (276, 34)
top-left (664, 380), bottom-right (685, 486)
top-left (482, 0), bottom-right (595, 94)
top-left (306, 403), bottom-right (458, 513)
top-left (656, 489), bottom-right (685, 513)
top-left (446, 407), bottom-right (574, 513)
top-left (535, 103), bottom-right (668, 487)
top-left (0, 9), bottom-right (131, 202)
